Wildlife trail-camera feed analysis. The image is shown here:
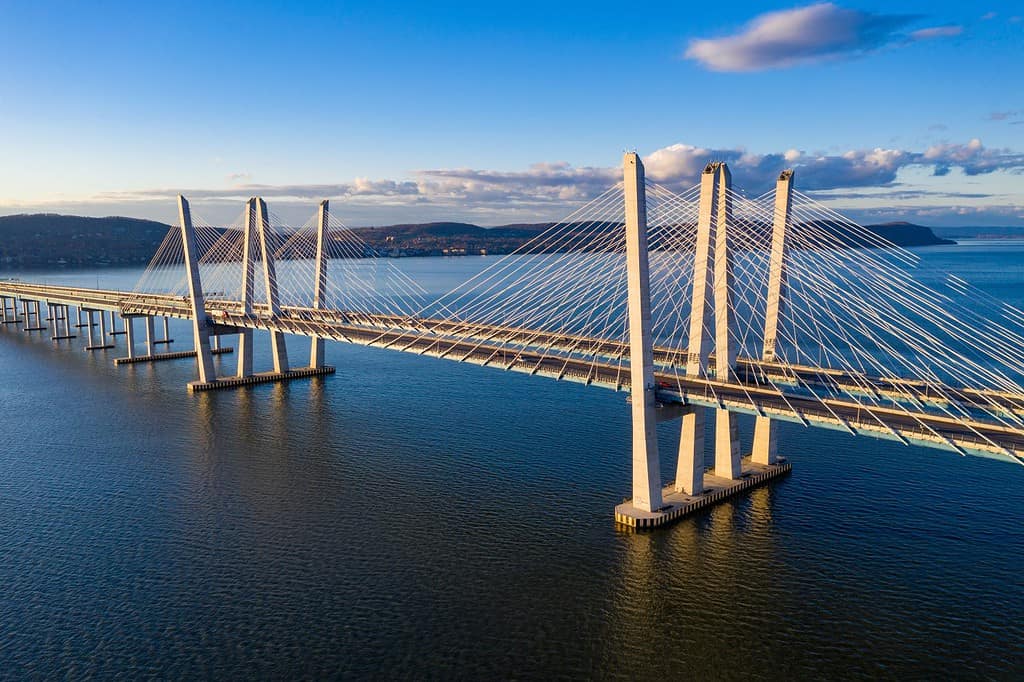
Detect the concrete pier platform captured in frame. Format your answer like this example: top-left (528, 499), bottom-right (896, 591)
top-left (615, 458), bottom-right (792, 530)
top-left (188, 366), bottom-right (335, 392)
top-left (114, 347), bottom-right (233, 365)
top-left (152, 338), bottom-right (175, 345)
top-left (85, 343), bottom-right (115, 350)
top-left (23, 326), bottom-right (48, 332)
top-left (51, 334), bottom-right (77, 341)
top-left (2, 318), bottom-right (24, 325)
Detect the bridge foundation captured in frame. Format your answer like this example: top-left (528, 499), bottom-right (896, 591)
top-left (115, 346), bottom-right (233, 365)
top-left (615, 457), bottom-right (792, 529)
top-left (187, 365), bottom-right (335, 392)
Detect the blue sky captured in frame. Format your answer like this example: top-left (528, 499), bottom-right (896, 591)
top-left (0, 1), bottom-right (1021, 226)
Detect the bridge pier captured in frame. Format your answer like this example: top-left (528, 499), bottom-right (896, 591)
top-left (23, 300), bottom-right (46, 332)
top-left (84, 309), bottom-right (114, 350)
top-left (50, 304), bottom-right (76, 340)
top-left (116, 313), bottom-right (233, 365)
top-left (0, 296), bottom-right (21, 324)
top-left (615, 159), bottom-right (793, 530)
top-left (151, 316), bottom-right (173, 345)
top-left (174, 195), bottom-right (330, 391)
top-left (123, 315), bottom-right (137, 358)
top-left (107, 310), bottom-right (126, 336)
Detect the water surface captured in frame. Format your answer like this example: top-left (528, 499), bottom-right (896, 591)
top-left (0, 243), bottom-right (1021, 679)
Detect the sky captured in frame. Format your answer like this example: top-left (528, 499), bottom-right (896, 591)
top-left (0, 1), bottom-right (1021, 227)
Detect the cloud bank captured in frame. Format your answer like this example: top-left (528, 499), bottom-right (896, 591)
top-left (3, 140), bottom-right (1022, 227)
top-left (684, 3), bottom-right (961, 72)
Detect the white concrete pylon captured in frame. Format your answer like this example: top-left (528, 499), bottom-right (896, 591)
top-left (675, 164), bottom-right (719, 495)
top-left (713, 163), bottom-right (741, 480)
top-left (623, 152), bottom-right (662, 513)
top-left (753, 169), bottom-right (794, 465)
top-left (310, 199), bottom-right (329, 369)
top-left (686, 163), bottom-right (718, 377)
top-left (255, 197), bottom-right (289, 373)
top-left (237, 198), bottom-right (256, 378)
top-left (178, 195), bottom-right (217, 384)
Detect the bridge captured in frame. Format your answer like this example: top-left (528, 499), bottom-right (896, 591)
top-left (3, 153), bottom-right (1024, 528)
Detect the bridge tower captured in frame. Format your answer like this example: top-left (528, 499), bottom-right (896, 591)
top-left (752, 170), bottom-right (794, 464)
top-left (623, 151), bottom-right (662, 513)
top-left (310, 200), bottom-right (329, 369)
top-left (255, 197), bottom-right (290, 373)
top-left (673, 162), bottom-right (743, 492)
top-left (617, 159), bottom-right (796, 529)
top-left (236, 198), bottom-right (257, 378)
top-left (178, 195), bottom-right (217, 384)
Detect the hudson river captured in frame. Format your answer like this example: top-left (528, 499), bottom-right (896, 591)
top-left (1, 242), bottom-right (1021, 678)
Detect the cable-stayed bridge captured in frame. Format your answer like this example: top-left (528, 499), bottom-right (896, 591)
top-left (3, 153), bottom-right (1024, 528)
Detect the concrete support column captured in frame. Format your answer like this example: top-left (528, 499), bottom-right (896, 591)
top-left (124, 316), bottom-right (136, 359)
top-left (145, 316), bottom-right (156, 355)
top-left (178, 195), bottom-right (217, 384)
top-left (99, 308), bottom-right (108, 340)
top-left (310, 199), bottom-right (329, 368)
top-left (255, 197), bottom-right (289, 373)
top-left (675, 408), bottom-right (705, 494)
top-left (84, 309), bottom-right (98, 348)
top-left (47, 303), bottom-right (56, 337)
top-left (752, 170), bottom-right (794, 465)
top-left (161, 317), bottom-right (171, 344)
top-left (0, 296), bottom-right (7, 322)
top-left (623, 152), bottom-right (662, 513)
top-left (712, 164), bottom-right (741, 480)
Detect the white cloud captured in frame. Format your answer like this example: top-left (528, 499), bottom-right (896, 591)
top-left (909, 25), bottom-right (963, 39)
top-left (684, 3), bottom-right (960, 72)
top-left (4, 140), bottom-right (1023, 226)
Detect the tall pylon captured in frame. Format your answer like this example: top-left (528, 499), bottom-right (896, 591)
top-left (623, 152), bottom-right (662, 513)
top-left (237, 197), bottom-right (257, 378)
top-left (752, 170), bottom-right (794, 464)
top-left (676, 162), bottom-right (742, 486)
top-left (712, 163), bottom-right (741, 479)
top-left (675, 163), bottom-right (719, 494)
top-left (310, 200), bottom-right (329, 368)
top-left (178, 195), bottom-right (216, 384)
top-left (254, 197), bottom-right (290, 373)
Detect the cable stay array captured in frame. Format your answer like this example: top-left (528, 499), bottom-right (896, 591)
top-left (126, 201), bottom-right (431, 328)
top-left (121, 178), bottom-right (1024, 461)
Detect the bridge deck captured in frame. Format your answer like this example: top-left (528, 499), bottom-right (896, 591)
top-left (2, 280), bottom-right (1022, 464)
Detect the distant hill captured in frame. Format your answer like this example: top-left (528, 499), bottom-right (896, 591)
top-left (355, 219), bottom-right (954, 256)
top-left (0, 213), bottom-right (171, 267)
top-left (0, 213), bottom-right (954, 268)
top-left (860, 221), bottom-right (955, 247)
